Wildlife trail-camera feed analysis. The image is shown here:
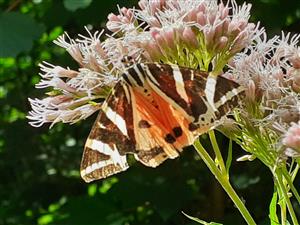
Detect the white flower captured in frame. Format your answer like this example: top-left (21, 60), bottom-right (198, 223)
top-left (27, 97), bottom-right (100, 128)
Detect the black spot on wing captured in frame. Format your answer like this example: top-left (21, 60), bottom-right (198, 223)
top-left (188, 123), bottom-right (199, 131)
top-left (164, 134), bottom-right (176, 144)
top-left (138, 120), bottom-right (151, 128)
top-left (172, 126), bottom-right (182, 137)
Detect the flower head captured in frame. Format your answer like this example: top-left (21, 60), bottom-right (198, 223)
top-left (107, 0), bottom-right (262, 71)
top-left (28, 0), bottom-right (262, 127)
top-left (225, 31), bottom-right (300, 163)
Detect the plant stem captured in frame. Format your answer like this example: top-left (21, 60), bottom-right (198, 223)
top-left (275, 179), bottom-right (287, 225)
top-left (275, 170), bottom-right (299, 225)
top-left (281, 167), bottom-right (300, 204)
top-left (194, 139), bottom-right (257, 225)
top-left (291, 163), bottom-right (299, 181)
top-left (208, 130), bottom-right (226, 173)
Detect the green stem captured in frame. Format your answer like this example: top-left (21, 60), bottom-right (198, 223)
top-left (194, 139), bottom-right (257, 225)
top-left (275, 179), bottom-right (287, 225)
top-left (281, 167), bottom-right (300, 204)
top-left (208, 130), bottom-right (227, 174)
top-left (275, 170), bottom-right (299, 225)
top-left (291, 163), bottom-right (299, 181)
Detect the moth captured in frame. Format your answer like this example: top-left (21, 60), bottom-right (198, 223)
top-left (80, 63), bottom-right (244, 182)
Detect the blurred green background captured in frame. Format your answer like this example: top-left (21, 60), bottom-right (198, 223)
top-left (0, 0), bottom-right (300, 225)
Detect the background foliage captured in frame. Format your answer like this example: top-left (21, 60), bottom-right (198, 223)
top-left (0, 0), bottom-right (300, 225)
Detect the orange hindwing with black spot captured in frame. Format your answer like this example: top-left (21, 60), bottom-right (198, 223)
top-left (80, 63), bottom-right (245, 182)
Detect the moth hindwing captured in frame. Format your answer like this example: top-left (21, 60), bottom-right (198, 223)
top-left (80, 63), bottom-right (245, 182)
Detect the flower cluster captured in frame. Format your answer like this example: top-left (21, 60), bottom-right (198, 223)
top-left (225, 32), bottom-right (300, 161)
top-left (28, 0), bottom-right (262, 127)
top-left (107, 0), bottom-right (262, 72)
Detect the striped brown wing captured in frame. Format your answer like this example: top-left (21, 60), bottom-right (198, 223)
top-left (139, 63), bottom-right (245, 128)
top-left (80, 82), bottom-right (135, 182)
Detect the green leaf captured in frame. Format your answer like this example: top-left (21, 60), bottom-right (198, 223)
top-left (0, 12), bottom-right (44, 57)
top-left (182, 212), bottom-right (223, 225)
top-left (63, 0), bottom-right (93, 12)
top-left (269, 190), bottom-right (279, 225)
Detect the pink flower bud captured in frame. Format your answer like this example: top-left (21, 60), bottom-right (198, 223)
top-left (214, 23), bottom-right (224, 41)
top-left (197, 2), bottom-right (206, 13)
top-left (185, 8), bottom-right (197, 22)
top-left (93, 41), bottom-right (107, 60)
top-left (283, 121), bottom-right (300, 153)
top-left (153, 31), bottom-right (167, 49)
top-left (57, 67), bottom-right (78, 78)
top-left (228, 21), bottom-right (241, 37)
top-left (50, 95), bottom-right (73, 106)
top-left (121, 7), bottom-right (132, 18)
top-left (219, 3), bottom-right (229, 20)
top-left (54, 78), bottom-right (77, 93)
top-left (161, 29), bottom-right (176, 50)
top-left (204, 29), bottom-right (214, 49)
top-left (142, 41), bottom-right (163, 61)
top-left (150, 28), bottom-right (160, 39)
top-left (222, 18), bottom-right (230, 34)
top-left (67, 46), bottom-right (84, 66)
top-left (237, 20), bottom-right (248, 31)
top-left (196, 11), bottom-right (206, 26)
top-left (146, 0), bottom-right (165, 14)
top-left (245, 79), bottom-right (256, 102)
top-left (148, 17), bottom-right (161, 27)
top-left (290, 53), bottom-right (300, 69)
top-left (182, 27), bottom-right (199, 48)
top-left (290, 68), bottom-right (300, 92)
top-left (208, 13), bottom-right (216, 25)
top-left (107, 13), bottom-right (119, 22)
top-left (138, 0), bottom-right (146, 10)
top-left (214, 36), bottom-right (228, 52)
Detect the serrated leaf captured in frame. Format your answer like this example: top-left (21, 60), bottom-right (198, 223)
top-left (0, 12), bottom-right (44, 57)
top-left (63, 0), bottom-right (92, 12)
top-left (182, 212), bottom-right (223, 225)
